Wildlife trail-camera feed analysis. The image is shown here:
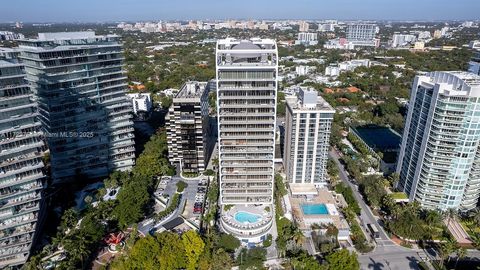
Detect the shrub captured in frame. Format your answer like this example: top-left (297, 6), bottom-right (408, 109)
top-left (203, 169), bottom-right (215, 176)
top-left (176, 181), bottom-right (188, 193)
top-left (263, 234), bottom-right (272, 247)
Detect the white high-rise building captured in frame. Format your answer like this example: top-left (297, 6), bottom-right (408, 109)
top-left (216, 38), bottom-right (277, 243)
top-left (346, 23), bottom-right (377, 47)
top-left (391, 34), bottom-right (417, 48)
top-left (284, 88), bottom-right (334, 187)
top-left (396, 71), bottom-right (480, 211)
top-left (299, 21), bottom-right (310, 32)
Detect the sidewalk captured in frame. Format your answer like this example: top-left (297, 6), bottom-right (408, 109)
top-left (445, 217), bottom-right (472, 245)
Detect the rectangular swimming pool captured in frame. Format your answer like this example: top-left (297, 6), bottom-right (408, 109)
top-left (301, 204), bottom-right (329, 215)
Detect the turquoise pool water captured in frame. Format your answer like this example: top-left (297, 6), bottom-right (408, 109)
top-left (234, 211), bottom-right (261, 223)
top-left (301, 204), bottom-right (329, 215)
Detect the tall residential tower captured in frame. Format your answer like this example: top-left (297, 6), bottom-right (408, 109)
top-left (216, 38), bottom-right (277, 243)
top-left (0, 48), bottom-right (46, 268)
top-left (18, 32), bottom-right (135, 184)
top-left (167, 81), bottom-right (211, 174)
top-left (396, 71), bottom-right (480, 211)
top-left (284, 87), bottom-right (334, 187)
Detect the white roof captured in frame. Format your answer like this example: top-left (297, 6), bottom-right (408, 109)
top-left (290, 183), bottom-right (318, 195)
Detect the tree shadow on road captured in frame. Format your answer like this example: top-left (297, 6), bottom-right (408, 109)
top-left (406, 256), bottom-right (420, 270)
top-left (367, 257), bottom-right (385, 270)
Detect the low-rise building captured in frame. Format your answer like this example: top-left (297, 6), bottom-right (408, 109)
top-left (127, 93), bottom-right (152, 115)
top-left (295, 32), bottom-right (318, 46)
top-left (295, 65), bottom-right (316, 76)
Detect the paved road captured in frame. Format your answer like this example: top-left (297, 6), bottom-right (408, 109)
top-left (329, 149), bottom-right (391, 245)
top-left (329, 149), bottom-right (426, 270)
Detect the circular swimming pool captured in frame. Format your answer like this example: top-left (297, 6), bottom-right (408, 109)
top-left (234, 211), bottom-right (261, 224)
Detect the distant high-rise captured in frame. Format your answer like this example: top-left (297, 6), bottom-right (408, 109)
top-left (0, 48), bottom-right (46, 268)
top-left (397, 71), bottom-right (480, 211)
top-left (391, 34), bottom-right (416, 48)
top-left (284, 88), bottom-right (334, 186)
top-left (468, 50), bottom-right (480, 76)
top-left (346, 23), bottom-right (377, 47)
top-left (167, 81), bottom-right (211, 174)
top-left (18, 32), bottom-right (135, 184)
top-left (295, 32), bottom-right (318, 46)
top-left (216, 38), bottom-right (277, 243)
top-left (299, 21), bottom-right (310, 32)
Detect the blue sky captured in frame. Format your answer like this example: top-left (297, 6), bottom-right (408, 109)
top-left (5, 0), bottom-right (480, 22)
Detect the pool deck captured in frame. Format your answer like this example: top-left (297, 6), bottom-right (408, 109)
top-left (290, 188), bottom-right (345, 231)
top-left (222, 204), bottom-right (272, 229)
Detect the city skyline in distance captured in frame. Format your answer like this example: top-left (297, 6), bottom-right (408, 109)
top-left (3, 0), bottom-right (480, 23)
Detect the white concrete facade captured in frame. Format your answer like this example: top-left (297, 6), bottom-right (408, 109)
top-left (216, 38), bottom-right (277, 242)
top-left (284, 88), bottom-right (334, 187)
top-left (127, 93), bottom-right (152, 114)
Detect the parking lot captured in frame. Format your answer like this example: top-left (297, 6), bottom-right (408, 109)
top-left (156, 176), bottom-right (209, 217)
top-left (138, 175), bottom-right (210, 236)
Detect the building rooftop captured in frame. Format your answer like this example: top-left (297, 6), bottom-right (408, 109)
top-left (20, 31), bottom-right (118, 41)
top-left (217, 38), bottom-right (276, 50)
top-left (38, 31), bottom-right (96, 40)
top-left (175, 81), bottom-right (207, 99)
top-left (286, 87), bottom-right (334, 112)
top-left (431, 71), bottom-right (480, 87)
top-left (18, 32), bottom-right (120, 52)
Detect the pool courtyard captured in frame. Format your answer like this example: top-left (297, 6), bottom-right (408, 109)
top-left (289, 187), bottom-right (345, 231)
top-left (220, 204), bottom-right (274, 243)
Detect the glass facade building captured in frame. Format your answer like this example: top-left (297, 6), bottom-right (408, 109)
top-left (397, 71), bottom-right (480, 211)
top-left (0, 49), bottom-right (46, 267)
top-left (18, 32), bottom-right (135, 184)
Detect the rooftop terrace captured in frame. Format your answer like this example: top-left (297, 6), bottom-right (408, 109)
top-left (286, 87), bottom-right (334, 112)
top-left (175, 81), bottom-right (207, 99)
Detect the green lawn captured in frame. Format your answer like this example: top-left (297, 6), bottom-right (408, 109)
top-left (391, 192), bottom-right (408, 200)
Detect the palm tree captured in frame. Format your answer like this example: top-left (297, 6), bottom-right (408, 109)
top-left (439, 238), bottom-right (457, 264)
top-left (454, 247), bottom-right (467, 269)
top-left (390, 204), bottom-right (402, 220)
top-left (445, 208), bottom-right (458, 228)
top-left (470, 231), bottom-right (480, 249)
top-left (382, 195), bottom-right (395, 214)
top-left (468, 208), bottom-right (480, 226)
top-left (407, 201), bottom-right (421, 217)
top-left (425, 209), bottom-right (442, 225)
top-left (292, 228), bottom-right (305, 247)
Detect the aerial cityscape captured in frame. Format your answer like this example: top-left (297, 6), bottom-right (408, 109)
top-left (1, 0), bottom-right (480, 269)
